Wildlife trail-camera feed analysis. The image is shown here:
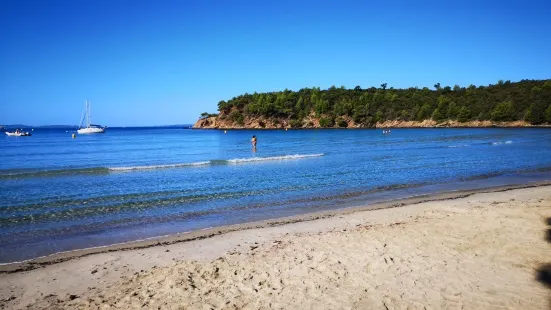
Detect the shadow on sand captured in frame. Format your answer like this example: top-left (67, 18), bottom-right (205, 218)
top-left (536, 218), bottom-right (551, 290)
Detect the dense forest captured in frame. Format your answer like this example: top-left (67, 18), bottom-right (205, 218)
top-left (200, 79), bottom-right (551, 128)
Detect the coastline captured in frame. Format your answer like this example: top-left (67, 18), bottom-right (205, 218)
top-left (191, 126), bottom-right (551, 131)
top-left (193, 117), bottom-right (551, 129)
top-left (1, 182), bottom-right (549, 309)
top-left (1, 181), bottom-right (550, 273)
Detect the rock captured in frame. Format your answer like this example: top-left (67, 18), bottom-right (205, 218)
top-left (193, 114), bottom-right (537, 130)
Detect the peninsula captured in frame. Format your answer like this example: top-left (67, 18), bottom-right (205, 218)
top-left (194, 79), bottom-right (551, 129)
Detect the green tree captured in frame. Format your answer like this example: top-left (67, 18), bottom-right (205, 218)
top-left (410, 105), bottom-right (421, 120)
top-left (546, 104), bottom-right (551, 123)
top-left (375, 110), bottom-right (384, 123)
top-left (478, 112), bottom-right (490, 121)
top-left (314, 99), bottom-right (330, 115)
top-left (229, 110), bottom-right (244, 125)
top-left (447, 101), bottom-right (460, 119)
top-left (457, 106), bottom-right (471, 122)
top-left (398, 109), bottom-right (409, 121)
top-left (437, 95), bottom-right (450, 113)
top-left (491, 101), bottom-right (516, 121)
top-left (319, 117), bottom-right (335, 127)
top-left (218, 100), bottom-right (232, 113)
top-left (334, 100), bottom-right (346, 116)
top-left (431, 109), bottom-right (445, 121)
top-left (295, 97), bottom-right (304, 111)
top-left (524, 109), bottom-right (532, 122)
top-left (525, 101), bottom-right (548, 124)
top-left (417, 104), bottom-right (432, 120)
top-left (336, 118), bottom-right (348, 128)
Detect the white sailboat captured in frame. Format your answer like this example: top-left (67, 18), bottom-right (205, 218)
top-left (78, 100), bottom-right (105, 134)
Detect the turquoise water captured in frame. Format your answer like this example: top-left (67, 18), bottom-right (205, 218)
top-left (1, 127), bottom-right (551, 263)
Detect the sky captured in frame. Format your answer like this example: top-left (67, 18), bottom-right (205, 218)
top-left (1, 0), bottom-right (550, 126)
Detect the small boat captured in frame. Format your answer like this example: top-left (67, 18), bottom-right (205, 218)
top-left (5, 129), bottom-right (32, 136)
top-left (77, 100), bottom-right (106, 134)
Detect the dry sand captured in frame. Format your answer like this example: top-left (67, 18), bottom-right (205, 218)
top-left (1, 185), bottom-right (550, 309)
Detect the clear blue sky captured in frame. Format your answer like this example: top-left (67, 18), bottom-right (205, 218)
top-left (1, 0), bottom-right (550, 126)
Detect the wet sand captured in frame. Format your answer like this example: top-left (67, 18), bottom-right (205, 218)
top-left (1, 184), bottom-right (550, 309)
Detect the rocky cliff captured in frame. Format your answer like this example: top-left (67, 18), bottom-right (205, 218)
top-left (193, 115), bottom-right (540, 129)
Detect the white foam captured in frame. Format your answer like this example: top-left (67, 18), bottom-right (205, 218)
top-left (448, 144), bottom-right (469, 148)
top-left (227, 153), bottom-right (324, 164)
top-left (109, 161), bottom-right (211, 171)
top-left (107, 154), bottom-right (325, 171)
top-left (492, 140), bottom-right (513, 145)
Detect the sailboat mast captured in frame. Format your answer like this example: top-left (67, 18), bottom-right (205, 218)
top-left (88, 100), bottom-right (91, 128)
top-left (79, 101), bottom-right (86, 129)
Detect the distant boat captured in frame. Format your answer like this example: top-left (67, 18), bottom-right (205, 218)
top-left (77, 100), bottom-right (105, 134)
top-left (5, 129), bottom-right (31, 136)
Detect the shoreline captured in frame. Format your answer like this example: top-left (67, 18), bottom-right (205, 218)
top-left (191, 125), bottom-right (551, 130)
top-left (2, 180), bottom-right (550, 273)
top-left (193, 117), bottom-right (551, 129)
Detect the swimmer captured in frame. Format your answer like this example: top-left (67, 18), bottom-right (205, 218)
top-left (251, 135), bottom-right (257, 148)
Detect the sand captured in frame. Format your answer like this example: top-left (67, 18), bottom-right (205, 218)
top-left (1, 185), bottom-right (550, 309)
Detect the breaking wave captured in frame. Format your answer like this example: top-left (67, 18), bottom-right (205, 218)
top-left (0, 154), bottom-right (325, 179)
top-left (108, 161), bottom-right (211, 171)
top-left (492, 140), bottom-right (513, 145)
top-left (227, 153), bottom-right (324, 164)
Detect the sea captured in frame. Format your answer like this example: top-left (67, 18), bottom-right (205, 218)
top-left (1, 127), bottom-right (551, 263)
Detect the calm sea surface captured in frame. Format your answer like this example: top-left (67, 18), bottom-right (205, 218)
top-left (1, 127), bottom-right (551, 263)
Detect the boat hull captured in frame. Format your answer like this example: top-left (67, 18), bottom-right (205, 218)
top-left (5, 132), bottom-right (31, 136)
top-left (77, 127), bottom-right (105, 134)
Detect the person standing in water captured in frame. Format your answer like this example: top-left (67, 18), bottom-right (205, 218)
top-left (251, 135), bottom-right (257, 148)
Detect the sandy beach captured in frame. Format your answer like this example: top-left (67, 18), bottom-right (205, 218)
top-left (1, 185), bottom-right (550, 309)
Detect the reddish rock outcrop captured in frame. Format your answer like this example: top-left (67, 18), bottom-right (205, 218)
top-left (193, 115), bottom-right (546, 129)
